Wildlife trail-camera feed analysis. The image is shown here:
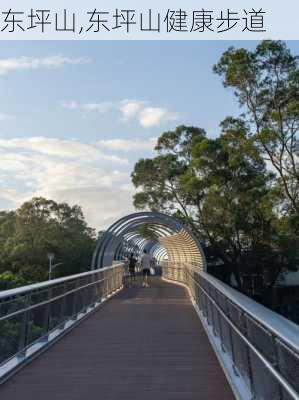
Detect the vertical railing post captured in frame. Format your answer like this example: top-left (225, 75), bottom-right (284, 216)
top-left (71, 279), bottom-right (80, 320)
top-left (59, 282), bottom-right (67, 329)
top-left (41, 286), bottom-right (52, 341)
top-left (17, 293), bottom-right (30, 359)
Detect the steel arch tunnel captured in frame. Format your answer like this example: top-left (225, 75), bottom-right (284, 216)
top-left (91, 212), bottom-right (207, 271)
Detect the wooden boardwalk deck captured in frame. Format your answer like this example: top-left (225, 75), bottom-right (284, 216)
top-left (0, 278), bottom-right (235, 400)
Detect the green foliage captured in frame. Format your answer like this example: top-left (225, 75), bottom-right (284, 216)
top-left (0, 197), bottom-right (96, 288)
top-left (0, 320), bottom-right (19, 363)
top-left (131, 41), bottom-right (298, 298)
top-left (138, 225), bottom-right (159, 241)
top-left (0, 271), bottom-right (29, 290)
top-left (214, 40), bottom-right (299, 212)
top-left (131, 126), bottom-right (207, 231)
top-left (0, 319), bottom-right (45, 363)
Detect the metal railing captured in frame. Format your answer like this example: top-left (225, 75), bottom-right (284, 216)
top-left (162, 261), bottom-right (299, 400)
top-left (0, 263), bottom-right (124, 382)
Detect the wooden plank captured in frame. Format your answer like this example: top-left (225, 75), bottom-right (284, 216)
top-left (0, 278), bottom-right (235, 400)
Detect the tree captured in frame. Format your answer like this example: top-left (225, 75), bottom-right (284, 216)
top-left (0, 197), bottom-right (96, 286)
top-left (0, 271), bottom-right (29, 290)
top-left (214, 40), bottom-right (299, 213)
top-left (132, 125), bottom-right (207, 235)
top-left (131, 41), bottom-right (298, 305)
top-left (192, 118), bottom-right (280, 287)
top-left (131, 121), bottom-right (278, 289)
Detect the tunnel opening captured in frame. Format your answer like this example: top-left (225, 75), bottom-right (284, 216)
top-left (91, 212), bottom-right (206, 271)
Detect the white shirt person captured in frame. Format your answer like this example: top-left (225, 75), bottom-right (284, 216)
top-left (140, 250), bottom-right (151, 287)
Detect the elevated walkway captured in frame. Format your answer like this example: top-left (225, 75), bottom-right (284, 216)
top-left (1, 210), bottom-right (299, 399)
top-left (0, 278), bottom-right (234, 400)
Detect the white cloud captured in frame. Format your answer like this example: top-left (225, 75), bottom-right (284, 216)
top-left (96, 138), bottom-right (157, 152)
top-left (0, 113), bottom-right (14, 121)
top-left (61, 98), bottom-right (179, 129)
top-left (139, 107), bottom-right (178, 128)
top-left (119, 100), bottom-right (178, 128)
top-left (0, 175), bottom-right (131, 232)
top-left (119, 100), bottom-right (145, 121)
top-left (0, 150), bottom-right (128, 191)
top-left (0, 137), bottom-right (128, 165)
top-left (0, 187), bottom-right (25, 205)
top-left (60, 100), bottom-right (79, 110)
top-left (45, 186), bottom-right (135, 229)
top-left (0, 136), bottom-right (151, 229)
top-left (83, 103), bottom-right (113, 113)
top-left (0, 56), bottom-right (90, 75)
top-left (61, 100), bottom-right (113, 114)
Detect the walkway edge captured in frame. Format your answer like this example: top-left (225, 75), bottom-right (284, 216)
top-left (0, 286), bottom-right (124, 385)
top-left (161, 276), bottom-right (251, 400)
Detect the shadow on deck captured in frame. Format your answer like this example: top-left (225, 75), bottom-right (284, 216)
top-left (0, 277), bottom-right (235, 400)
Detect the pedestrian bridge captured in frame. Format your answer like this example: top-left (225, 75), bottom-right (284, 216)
top-left (0, 212), bottom-right (299, 400)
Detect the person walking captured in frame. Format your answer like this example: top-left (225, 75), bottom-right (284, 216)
top-left (128, 253), bottom-right (137, 287)
top-left (140, 249), bottom-right (151, 287)
top-left (150, 256), bottom-right (156, 276)
top-left (123, 256), bottom-right (129, 287)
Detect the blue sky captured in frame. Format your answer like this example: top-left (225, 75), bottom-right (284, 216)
top-left (0, 40), bottom-right (298, 229)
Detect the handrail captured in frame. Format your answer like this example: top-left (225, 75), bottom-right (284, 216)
top-left (0, 263), bottom-right (124, 383)
top-left (199, 270), bottom-right (299, 354)
top-left (0, 263), bottom-right (123, 301)
top-left (0, 278), bottom-right (106, 322)
top-left (166, 263), bottom-right (299, 352)
top-left (195, 273), bottom-right (299, 400)
top-left (162, 261), bottom-right (299, 400)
